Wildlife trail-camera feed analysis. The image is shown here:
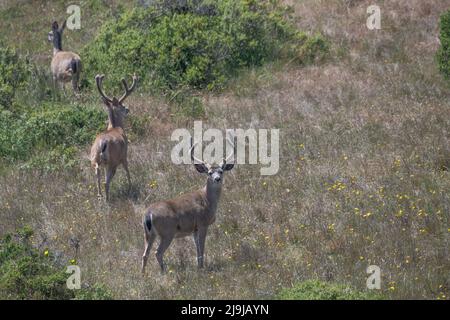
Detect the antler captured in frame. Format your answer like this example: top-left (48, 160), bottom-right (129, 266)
top-left (119, 74), bottom-right (138, 103)
top-left (220, 135), bottom-right (236, 167)
top-left (95, 74), bottom-right (113, 103)
top-left (190, 138), bottom-right (209, 167)
top-left (60, 20), bottom-right (67, 32)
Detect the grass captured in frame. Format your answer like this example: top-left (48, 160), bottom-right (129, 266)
top-left (277, 280), bottom-right (384, 300)
top-left (0, 0), bottom-right (449, 300)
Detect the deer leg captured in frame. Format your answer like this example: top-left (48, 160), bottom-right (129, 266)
top-left (52, 76), bottom-right (57, 92)
top-left (72, 75), bottom-right (78, 93)
top-left (122, 160), bottom-right (131, 193)
top-left (61, 81), bottom-right (67, 95)
top-left (193, 231), bottom-right (200, 265)
top-left (195, 228), bottom-right (208, 268)
top-left (155, 235), bottom-right (174, 273)
top-left (105, 166), bottom-right (117, 201)
top-left (142, 230), bottom-right (156, 275)
top-left (95, 163), bottom-right (102, 198)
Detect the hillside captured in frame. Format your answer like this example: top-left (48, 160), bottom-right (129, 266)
top-left (0, 0), bottom-right (449, 300)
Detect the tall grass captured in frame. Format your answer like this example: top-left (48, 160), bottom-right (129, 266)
top-left (0, 0), bottom-right (449, 300)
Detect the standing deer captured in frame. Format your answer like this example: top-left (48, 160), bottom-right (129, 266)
top-left (90, 74), bottom-right (137, 201)
top-left (47, 20), bottom-right (82, 92)
top-left (141, 137), bottom-right (236, 274)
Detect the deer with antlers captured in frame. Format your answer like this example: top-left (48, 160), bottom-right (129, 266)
top-left (141, 137), bottom-right (236, 274)
top-left (90, 74), bottom-right (137, 201)
top-left (47, 21), bottom-right (82, 92)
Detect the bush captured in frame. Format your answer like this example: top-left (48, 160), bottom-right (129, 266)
top-left (0, 227), bottom-right (112, 300)
top-left (277, 280), bottom-right (384, 300)
top-left (438, 10), bottom-right (450, 80)
top-left (82, 0), bottom-right (328, 92)
top-left (0, 44), bottom-right (30, 109)
top-left (0, 103), bottom-right (105, 163)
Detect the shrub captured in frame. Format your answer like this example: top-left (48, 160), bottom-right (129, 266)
top-left (82, 0), bottom-right (328, 92)
top-left (437, 10), bottom-right (450, 80)
top-left (0, 103), bottom-right (105, 163)
top-left (277, 280), bottom-right (384, 300)
top-left (0, 44), bottom-right (30, 109)
top-left (0, 227), bottom-right (112, 300)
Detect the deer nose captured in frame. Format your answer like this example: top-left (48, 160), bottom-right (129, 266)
top-left (214, 177), bottom-right (221, 183)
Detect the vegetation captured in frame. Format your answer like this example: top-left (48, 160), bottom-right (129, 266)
top-left (438, 9), bottom-right (450, 80)
top-left (82, 0), bottom-right (328, 92)
top-left (277, 280), bottom-right (383, 300)
top-left (0, 103), bottom-right (105, 163)
top-left (0, 227), bottom-right (112, 300)
top-left (0, 0), bottom-right (448, 300)
top-left (0, 45), bottom-right (30, 109)
top-left (0, 44), bottom-right (147, 171)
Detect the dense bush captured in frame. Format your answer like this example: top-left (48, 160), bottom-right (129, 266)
top-left (0, 227), bottom-right (112, 300)
top-left (0, 44), bottom-right (30, 109)
top-left (82, 0), bottom-right (328, 92)
top-left (277, 280), bottom-right (384, 300)
top-left (438, 10), bottom-right (450, 80)
top-left (0, 104), bottom-right (105, 163)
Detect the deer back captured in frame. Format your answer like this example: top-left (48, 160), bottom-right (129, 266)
top-left (90, 128), bottom-right (127, 168)
top-left (51, 51), bottom-right (81, 80)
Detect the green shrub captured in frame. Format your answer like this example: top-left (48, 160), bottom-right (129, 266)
top-left (438, 10), bottom-right (450, 80)
top-left (0, 227), bottom-right (112, 300)
top-left (0, 44), bottom-right (30, 109)
top-left (82, 0), bottom-right (328, 92)
top-left (277, 280), bottom-right (384, 300)
top-left (0, 103), bottom-right (105, 163)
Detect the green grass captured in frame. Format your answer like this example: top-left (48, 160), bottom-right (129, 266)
top-left (0, 0), bottom-right (449, 300)
top-left (0, 227), bottom-right (112, 300)
top-left (277, 280), bottom-right (384, 300)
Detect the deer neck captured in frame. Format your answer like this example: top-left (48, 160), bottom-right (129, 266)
top-left (204, 179), bottom-right (223, 218)
top-left (52, 34), bottom-right (62, 56)
top-left (106, 109), bottom-right (124, 130)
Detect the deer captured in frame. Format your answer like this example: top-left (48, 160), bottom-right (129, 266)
top-left (141, 136), bottom-right (236, 274)
top-left (47, 20), bottom-right (82, 93)
top-left (90, 74), bottom-right (137, 201)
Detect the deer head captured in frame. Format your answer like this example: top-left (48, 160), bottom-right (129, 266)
top-left (95, 74), bottom-right (138, 129)
top-left (190, 136), bottom-right (236, 184)
top-left (48, 20), bottom-right (66, 52)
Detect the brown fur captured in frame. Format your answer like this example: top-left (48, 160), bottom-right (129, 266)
top-left (141, 140), bottom-right (235, 273)
top-left (90, 74), bottom-right (137, 201)
top-left (48, 21), bottom-right (82, 92)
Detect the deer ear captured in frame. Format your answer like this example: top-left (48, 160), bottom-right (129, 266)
top-left (222, 163), bottom-right (234, 171)
top-left (194, 163), bottom-right (208, 173)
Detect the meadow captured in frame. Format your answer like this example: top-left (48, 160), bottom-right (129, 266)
top-left (0, 0), bottom-right (449, 300)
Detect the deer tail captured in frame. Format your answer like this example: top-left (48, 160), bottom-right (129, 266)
top-left (70, 58), bottom-right (78, 75)
top-left (100, 140), bottom-right (108, 162)
top-left (143, 213), bottom-right (152, 235)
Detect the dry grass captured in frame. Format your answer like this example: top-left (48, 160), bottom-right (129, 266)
top-left (0, 0), bottom-right (449, 299)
